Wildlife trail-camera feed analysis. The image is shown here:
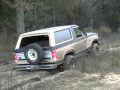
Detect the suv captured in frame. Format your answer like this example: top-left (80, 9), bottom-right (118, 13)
top-left (14, 25), bottom-right (99, 70)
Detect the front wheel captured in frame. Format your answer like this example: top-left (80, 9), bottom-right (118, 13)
top-left (91, 43), bottom-right (100, 56)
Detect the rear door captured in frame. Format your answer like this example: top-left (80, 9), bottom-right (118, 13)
top-left (72, 27), bottom-right (87, 53)
top-left (54, 29), bottom-right (73, 61)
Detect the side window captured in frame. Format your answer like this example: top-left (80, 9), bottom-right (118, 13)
top-left (73, 28), bottom-right (83, 38)
top-left (54, 29), bottom-right (72, 44)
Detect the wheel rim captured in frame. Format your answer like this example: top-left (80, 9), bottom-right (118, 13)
top-left (27, 49), bottom-right (38, 61)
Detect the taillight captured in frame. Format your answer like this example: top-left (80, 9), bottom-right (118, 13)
top-left (13, 53), bottom-right (18, 62)
top-left (51, 50), bottom-right (58, 62)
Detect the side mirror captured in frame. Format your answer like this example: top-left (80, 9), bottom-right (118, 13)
top-left (76, 33), bottom-right (82, 38)
top-left (82, 31), bottom-right (87, 37)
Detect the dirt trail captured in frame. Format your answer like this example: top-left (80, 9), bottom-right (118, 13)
top-left (13, 70), bottom-right (120, 90)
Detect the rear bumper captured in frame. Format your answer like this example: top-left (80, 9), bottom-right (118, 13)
top-left (14, 64), bottom-right (57, 70)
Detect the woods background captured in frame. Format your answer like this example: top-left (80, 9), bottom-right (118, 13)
top-left (0, 0), bottom-right (120, 53)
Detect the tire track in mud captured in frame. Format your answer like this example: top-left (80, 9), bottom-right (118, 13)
top-left (0, 60), bottom-right (62, 90)
top-left (8, 71), bottom-right (68, 90)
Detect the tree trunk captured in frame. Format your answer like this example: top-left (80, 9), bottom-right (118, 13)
top-left (16, 5), bottom-right (25, 36)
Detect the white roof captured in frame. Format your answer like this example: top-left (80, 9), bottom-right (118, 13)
top-left (20, 25), bottom-right (78, 37)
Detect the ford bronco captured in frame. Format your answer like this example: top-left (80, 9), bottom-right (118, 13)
top-left (14, 25), bottom-right (99, 70)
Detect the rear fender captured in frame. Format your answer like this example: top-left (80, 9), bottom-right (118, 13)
top-left (64, 50), bottom-right (75, 59)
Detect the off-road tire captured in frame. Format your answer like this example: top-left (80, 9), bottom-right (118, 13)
top-left (59, 55), bottom-right (75, 71)
top-left (25, 43), bottom-right (44, 65)
top-left (91, 43), bottom-right (99, 56)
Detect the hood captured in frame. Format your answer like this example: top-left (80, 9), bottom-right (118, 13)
top-left (86, 32), bottom-right (98, 37)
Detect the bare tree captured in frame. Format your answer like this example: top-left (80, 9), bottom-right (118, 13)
top-left (15, 0), bottom-right (25, 36)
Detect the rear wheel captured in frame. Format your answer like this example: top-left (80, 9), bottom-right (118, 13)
top-left (25, 43), bottom-right (44, 65)
top-left (58, 55), bottom-right (75, 71)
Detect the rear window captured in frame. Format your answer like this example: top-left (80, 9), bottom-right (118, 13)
top-left (20, 35), bottom-right (49, 48)
top-left (54, 29), bottom-right (72, 44)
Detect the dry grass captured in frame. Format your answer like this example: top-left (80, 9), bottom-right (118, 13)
top-left (97, 26), bottom-right (112, 37)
